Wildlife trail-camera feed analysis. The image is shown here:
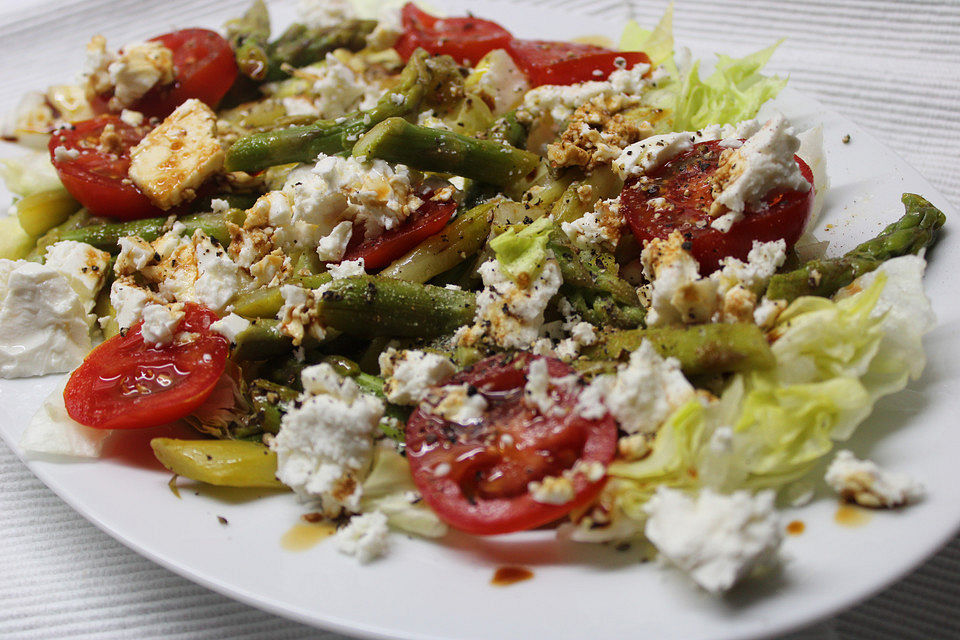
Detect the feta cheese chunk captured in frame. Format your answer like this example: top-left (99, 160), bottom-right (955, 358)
top-left (520, 65), bottom-right (650, 124)
top-left (139, 303), bottom-right (184, 347)
top-left (424, 384), bottom-right (488, 424)
top-left (576, 340), bottom-right (694, 434)
top-left (81, 36), bottom-right (174, 110)
top-left (561, 197), bottom-right (624, 251)
top-left (457, 258), bottom-right (562, 350)
top-left (641, 232), bottom-right (718, 326)
top-left (825, 450), bottom-right (924, 508)
top-left (334, 510), bottom-right (390, 563)
top-left (379, 348), bottom-right (456, 405)
top-left (19, 381), bottom-right (112, 458)
top-left (129, 99), bottom-right (224, 210)
top-left (710, 114), bottom-right (811, 230)
top-left (193, 232), bottom-right (242, 313)
top-left (645, 487), bottom-right (783, 594)
top-left (209, 313), bottom-right (251, 344)
top-left (0, 260), bottom-right (92, 377)
top-left (114, 236), bottom-right (156, 275)
top-left (327, 258), bottom-right (366, 279)
top-left (43, 240), bottom-right (111, 314)
top-left (271, 363), bottom-right (385, 513)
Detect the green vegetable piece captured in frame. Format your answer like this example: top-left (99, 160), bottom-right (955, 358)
top-left (766, 193), bottom-right (946, 303)
top-left (225, 0), bottom-right (272, 80)
top-left (490, 217), bottom-right (553, 283)
top-left (232, 273), bottom-right (331, 318)
top-left (586, 323), bottom-right (775, 376)
top-left (15, 189), bottom-right (80, 237)
top-left (265, 19), bottom-right (375, 81)
top-left (318, 275), bottom-right (476, 338)
top-left (150, 438), bottom-right (286, 489)
top-left (353, 116), bottom-right (540, 189)
top-left (231, 318), bottom-right (326, 360)
top-left (0, 215), bottom-right (35, 260)
top-left (59, 209), bottom-right (245, 252)
top-left (225, 50), bottom-right (437, 172)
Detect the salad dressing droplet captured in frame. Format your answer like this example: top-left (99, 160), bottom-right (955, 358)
top-left (786, 520), bottom-right (805, 535)
top-left (834, 503), bottom-right (872, 528)
top-left (281, 522), bottom-right (336, 551)
top-left (491, 566), bottom-right (534, 586)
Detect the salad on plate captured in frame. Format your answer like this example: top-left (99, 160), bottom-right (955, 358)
top-left (1, 0), bottom-right (946, 595)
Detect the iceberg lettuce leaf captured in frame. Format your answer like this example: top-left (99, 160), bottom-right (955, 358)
top-left (0, 151), bottom-right (62, 198)
top-left (619, 4), bottom-right (674, 66)
top-left (490, 216), bottom-right (553, 283)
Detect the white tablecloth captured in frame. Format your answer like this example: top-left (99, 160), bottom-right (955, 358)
top-left (2, 0), bottom-right (959, 638)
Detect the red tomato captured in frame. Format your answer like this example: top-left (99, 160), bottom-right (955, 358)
top-left (90, 29), bottom-right (237, 119)
top-left (48, 115), bottom-right (162, 220)
top-left (621, 140), bottom-right (814, 273)
top-left (395, 3), bottom-right (513, 65)
top-left (406, 353), bottom-right (618, 535)
top-left (340, 197), bottom-right (457, 271)
top-left (138, 29), bottom-right (237, 118)
top-left (64, 304), bottom-right (229, 430)
top-left (508, 40), bottom-right (650, 87)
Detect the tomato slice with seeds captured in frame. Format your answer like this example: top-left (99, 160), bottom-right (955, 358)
top-left (48, 114), bottom-right (161, 220)
top-left (395, 3), bottom-right (513, 65)
top-left (340, 197), bottom-right (457, 271)
top-left (507, 40), bottom-right (650, 87)
top-left (64, 303), bottom-right (229, 430)
top-left (620, 140), bottom-right (814, 273)
top-left (406, 353), bottom-right (618, 535)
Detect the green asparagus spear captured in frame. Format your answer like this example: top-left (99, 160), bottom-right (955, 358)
top-left (550, 167), bottom-right (622, 226)
top-left (483, 110), bottom-right (527, 148)
top-left (545, 224), bottom-right (640, 306)
top-left (585, 323), bottom-right (775, 376)
top-left (232, 318), bottom-right (327, 360)
top-left (565, 289), bottom-right (647, 329)
top-left (265, 19), bottom-right (376, 81)
top-left (224, 50), bottom-right (445, 172)
top-left (353, 117), bottom-right (541, 188)
top-left (59, 209), bottom-right (246, 251)
top-left (766, 193), bottom-right (946, 302)
top-left (232, 273), bottom-right (332, 318)
top-left (224, 0), bottom-right (272, 80)
top-left (318, 276), bottom-right (476, 338)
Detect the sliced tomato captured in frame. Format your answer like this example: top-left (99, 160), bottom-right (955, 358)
top-left (621, 140), bottom-right (814, 273)
top-left (395, 3), bottom-right (513, 65)
top-left (340, 197), bottom-right (457, 271)
top-left (91, 29), bottom-right (237, 119)
top-left (507, 40), bottom-right (650, 87)
top-left (64, 304), bottom-right (229, 430)
top-left (48, 115), bottom-right (162, 220)
top-left (406, 353), bottom-right (618, 535)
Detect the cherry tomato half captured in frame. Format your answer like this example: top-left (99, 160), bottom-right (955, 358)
top-left (64, 303), bottom-right (229, 430)
top-left (406, 353), bottom-right (618, 535)
top-left (507, 40), bottom-right (650, 87)
top-left (341, 197), bottom-right (457, 271)
top-left (621, 140), bottom-right (814, 273)
top-left (48, 115), bottom-right (162, 220)
top-left (395, 3), bottom-right (513, 65)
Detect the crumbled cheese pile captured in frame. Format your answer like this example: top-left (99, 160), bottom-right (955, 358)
top-left (825, 450), bottom-right (924, 508)
top-left (271, 363), bottom-right (384, 515)
top-left (334, 510), bottom-right (391, 563)
top-left (379, 348), bottom-right (457, 405)
top-left (645, 487), bottom-right (783, 594)
top-left (281, 53), bottom-right (381, 119)
top-left (81, 35), bottom-right (174, 110)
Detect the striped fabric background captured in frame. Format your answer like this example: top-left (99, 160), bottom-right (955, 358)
top-left (1, 1), bottom-right (958, 638)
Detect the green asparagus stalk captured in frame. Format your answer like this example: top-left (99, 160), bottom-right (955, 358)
top-left (232, 273), bottom-right (332, 318)
top-left (380, 199), bottom-right (500, 283)
top-left (265, 19), bottom-right (376, 81)
top-left (353, 117), bottom-right (540, 188)
top-left (483, 110), bottom-right (527, 148)
top-left (59, 209), bottom-right (246, 251)
top-left (318, 275), bottom-right (476, 338)
top-left (766, 193), bottom-right (946, 302)
top-left (565, 289), bottom-right (647, 329)
top-left (585, 323), bottom-right (775, 376)
top-left (550, 167), bottom-right (622, 226)
top-left (225, 50), bottom-right (441, 172)
top-left (231, 318), bottom-right (328, 360)
top-left (546, 225), bottom-right (640, 306)
top-left (224, 0), bottom-right (272, 80)
top-left (28, 209), bottom-right (92, 260)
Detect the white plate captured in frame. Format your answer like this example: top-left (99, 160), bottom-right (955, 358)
top-left (2, 2), bottom-right (959, 639)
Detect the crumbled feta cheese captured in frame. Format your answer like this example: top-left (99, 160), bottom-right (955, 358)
top-left (119, 109), bottom-right (144, 127)
top-left (528, 475), bottom-right (575, 505)
top-left (107, 41), bottom-right (175, 108)
top-left (52, 145), bottom-right (80, 162)
top-left (825, 450), bottom-right (924, 508)
top-left (139, 303), bottom-right (183, 346)
top-left (618, 433), bottom-right (652, 461)
top-left (334, 510), bottom-right (391, 563)
top-left (645, 487), bottom-right (783, 594)
top-left (327, 258), bottom-right (366, 279)
top-left (641, 232), bottom-right (718, 326)
top-left (306, 53), bottom-right (381, 118)
top-left (298, 0), bottom-right (356, 29)
top-left (209, 197), bottom-right (230, 213)
top-left (271, 363), bottom-right (384, 513)
top-left (277, 284), bottom-right (326, 345)
top-left (521, 65), bottom-right (650, 124)
top-left (316, 221), bottom-right (354, 262)
top-left (577, 340), bottom-right (694, 434)
top-left (19, 381), bottom-right (111, 458)
top-left (209, 313), bottom-right (251, 344)
top-left (379, 348), bottom-right (456, 405)
top-left (425, 384), bottom-right (488, 424)
top-left (457, 258), bottom-right (562, 349)
top-left (43, 240), bottom-right (111, 315)
top-left (114, 235), bottom-right (155, 275)
top-left (710, 114), bottom-right (811, 230)
top-left (129, 99), bottom-right (225, 210)
top-left (282, 96), bottom-right (321, 118)
top-left (753, 297), bottom-right (787, 329)
top-left (560, 197), bottom-right (624, 251)
top-left (193, 232), bottom-right (242, 313)
top-left (713, 239), bottom-right (787, 295)
top-left (110, 278), bottom-right (160, 330)
top-left (0, 260), bottom-right (92, 377)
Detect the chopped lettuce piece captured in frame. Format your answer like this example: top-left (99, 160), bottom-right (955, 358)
top-left (489, 216), bottom-right (553, 283)
top-left (0, 215), bottom-right (35, 260)
top-left (619, 4), bottom-right (674, 66)
top-left (360, 448), bottom-right (448, 538)
top-left (0, 151), bottom-right (62, 198)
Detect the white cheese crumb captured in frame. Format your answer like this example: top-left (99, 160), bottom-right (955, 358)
top-left (425, 384), bottom-right (488, 424)
top-left (139, 303), bottom-right (183, 346)
top-left (209, 313), bottom-right (251, 344)
top-left (645, 487), bottom-right (783, 594)
top-left (115, 236), bottom-right (155, 275)
top-left (641, 232), bottom-right (718, 327)
top-left (825, 450), bottom-right (924, 508)
top-left (334, 510), bottom-right (390, 563)
top-left (52, 145), bottom-right (80, 162)
top-left (327, 258), bottom-right (366, 279)
top-left (379, 348), bottom-right (456, 405)
top-left (528, 475), bottom-right (575, 505)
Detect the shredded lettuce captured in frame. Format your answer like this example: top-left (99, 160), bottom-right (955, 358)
top-left (0, 151), bottom-right (62, 198)
top-left (489, 216), bottom-right (553, 283)
top-left (619, 4), bottom-right (674, 66)
top-left (360, 448), bottom-right (448, 538)
top-left (607, 257), bottom-right (934, 518)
